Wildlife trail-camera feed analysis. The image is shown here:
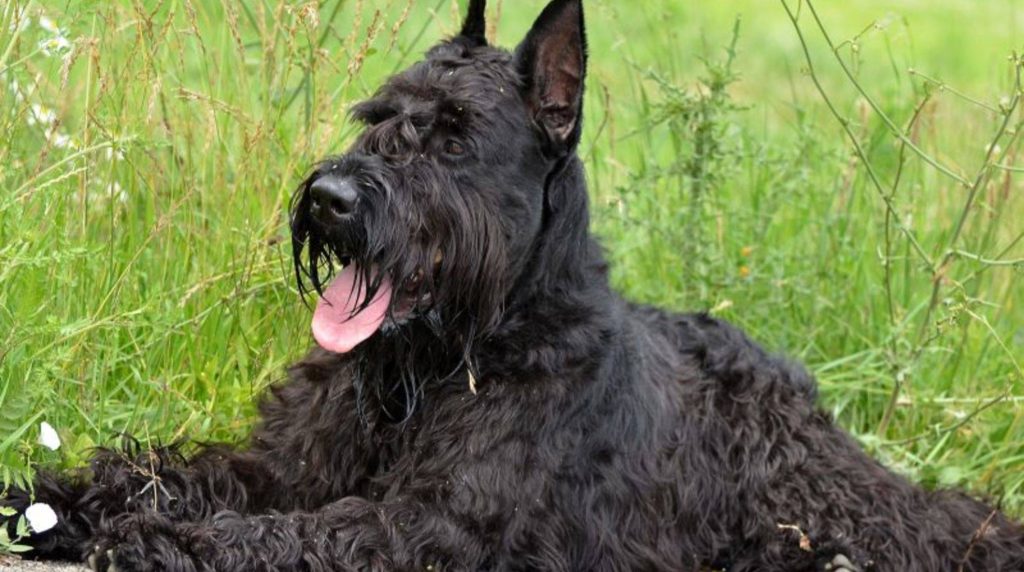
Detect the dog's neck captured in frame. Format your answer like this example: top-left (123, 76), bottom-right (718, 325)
top-left (514, 155), bottom-right (608, 298)
top-left (477, 154), bottom-right (620, 381)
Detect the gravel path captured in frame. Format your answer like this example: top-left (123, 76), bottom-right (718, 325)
top-left (0, 558), bottom-right (85, 571)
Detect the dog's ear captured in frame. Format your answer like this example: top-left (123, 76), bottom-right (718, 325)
top-left (515, 0), bottom-right (587, 154)
top-left (458, 0), bottom-right (488, 47)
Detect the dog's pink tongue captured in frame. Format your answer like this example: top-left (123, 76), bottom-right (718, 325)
top-left (312, 265), bottom-right (392, 354)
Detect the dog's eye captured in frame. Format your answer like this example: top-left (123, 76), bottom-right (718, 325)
top-left (443, 140), bottom-right (466, 156)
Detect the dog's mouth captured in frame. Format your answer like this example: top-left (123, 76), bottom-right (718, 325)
top-left (311, 261), bottom-right (393, 354)
top-left (310, 253), bottom-right (441, 354)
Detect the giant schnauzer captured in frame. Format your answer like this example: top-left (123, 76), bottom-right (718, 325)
top-left (4, 1), bottom-right (1024, 570)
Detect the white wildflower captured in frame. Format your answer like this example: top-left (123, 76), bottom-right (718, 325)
top-left (39, 421), bottom-right (61, 450)
top-left (24, 503), bottom-right (59, 533)
top-left (39, 35), bottom-right (72, 57)
top-left (28, 103), bottom-right (56, 127)
top-left (105, 146), bottom-right (125, 162)
top-left (38, 15), bottom-right (59, 34)
top-left (50, 131), bottom-right (74, 149)
top-left (108, 181), bottom-right (127, 203)
top-left (25, 104), bottom-right (76, 149)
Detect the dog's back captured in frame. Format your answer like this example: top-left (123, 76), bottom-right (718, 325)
top-left (617, 303), bottom-right (1024, 571)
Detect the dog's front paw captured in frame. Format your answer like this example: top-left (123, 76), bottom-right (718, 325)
top-left (87, 513), bottom-right (199, 572)
top-left (1, 484), bottom-right (83, 560)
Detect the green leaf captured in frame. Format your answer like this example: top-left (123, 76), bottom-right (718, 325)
top-left (14, 515), bottom-right (28, 538)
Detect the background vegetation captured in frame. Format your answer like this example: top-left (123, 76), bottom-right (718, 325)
top-left (1, 0), bottom-right (1022, 541)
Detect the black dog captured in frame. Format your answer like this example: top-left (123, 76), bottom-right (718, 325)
top-left (5, 1), bottom-right (1024, 570)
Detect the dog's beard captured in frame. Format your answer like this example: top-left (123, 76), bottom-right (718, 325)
top-left (352, 314), bottom-right (465, 423)
top-left (293, 233), bottom-right (465, 421)
top-left (296, 258), bottom-right (452, 422)
top-left (289, 165), bottom-right (514, 420)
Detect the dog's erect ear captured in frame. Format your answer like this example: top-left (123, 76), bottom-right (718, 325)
top-left (459, 0), bottom-right (488, 47)
top-left (515, 0), bottom-right (587, 154)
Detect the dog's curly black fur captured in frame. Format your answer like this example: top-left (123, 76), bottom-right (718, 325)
top-left (5, 1), bottom-right (1024, 570)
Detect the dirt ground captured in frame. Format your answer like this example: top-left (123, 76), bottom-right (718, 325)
top-left (0, 557), bottom-right (85, 572)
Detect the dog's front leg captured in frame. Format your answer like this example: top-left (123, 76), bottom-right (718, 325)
top-left (87, 497), bottom-right (481, 572)
top-left (2, 443), bottom-right (282, 562)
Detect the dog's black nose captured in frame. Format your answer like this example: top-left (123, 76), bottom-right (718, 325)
top-left (309, 176), bottom-right (359, 223)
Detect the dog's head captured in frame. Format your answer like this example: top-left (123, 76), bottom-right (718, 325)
top-left (290, 0), bottom-right (588, 363)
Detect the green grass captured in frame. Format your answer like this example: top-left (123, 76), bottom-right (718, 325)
top-left (1, 0), bottom-right (1022, 531)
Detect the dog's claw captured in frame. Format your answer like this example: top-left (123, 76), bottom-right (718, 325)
top-left (824, 554), bottom-right (861, 572)
top-left (86, 546), bottom-right (116, 572)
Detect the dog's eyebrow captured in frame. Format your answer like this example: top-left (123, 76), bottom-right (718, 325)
top-left (436, 100), bottom-right (473, 130)
top-left (350, 99), bottom-right (398, 125)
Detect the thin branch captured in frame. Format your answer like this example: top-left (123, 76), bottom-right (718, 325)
top-left (963, 308), bottom-right (1024, 378)
top-left (947, 250), bottom-right (1024, 268)
top-left (802, 1), bottom-right (971, 187)
top-left (914, 57), bottom-right (1023, 349)
top-left (877, 92), bottom-right (933, 436)
top-left (779, 0), bottom-right (935, 271)
top-left (958, 510), bottom-right (1000, 572)
top-left (893, 389), bottom-right (1010, 446)
top-left (908, 69), bottom-right (1001, 114)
